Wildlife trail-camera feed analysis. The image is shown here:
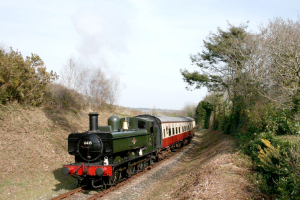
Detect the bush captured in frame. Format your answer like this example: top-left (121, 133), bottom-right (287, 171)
top-left (238, 130), bottom-right (300, 199)
top-left (253, 137), bottom-right (300, 199)
top-left (46, 83), bottom-right (87, 112)
top-left (195, 101), bottom-right (205, 127)
top-left (240, 131), bottom-right (275, 161)
top-left (245, 103), bottom-right (300, 136)
top-left (0, 48), bottom-right (57, 106)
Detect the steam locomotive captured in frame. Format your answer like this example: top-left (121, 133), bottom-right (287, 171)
top-left (62, 113), bottom-right (195, 189)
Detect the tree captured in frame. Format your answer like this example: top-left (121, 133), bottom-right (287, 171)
top-left (201, 101), bottom-right (214, 129)
top-left (107, 77), bottom-right (121, 110)
top-left (60, 57), bottom-right (86, 91)
top-left (86, 68), bottom-right (109, 108)
top-left (227, 18), bottom-right (300, 109)
top-left (0, 48), bottom-right (57, 105)
top-left (181, 23), bottom-right (249, 100)
top-left (195, 101), bottom-right (206, 127)
top-left (180, 102), bottom-right (197, 118)
top-left (258, 18), bottom-right (300, 109)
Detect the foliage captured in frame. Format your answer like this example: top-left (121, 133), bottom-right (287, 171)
top-left (182, 18), bottom-right (300, 199)
top-left (253, 138), bottom-right (300, 199)
top-left (245, 103), bottom-right (300, 136)
top-left (46, 83), bottom-right (87, 112)
top-left (180, 22), bottom-right (249, 98)
top-left (0, 48), bottom-right (57, 106)
top-left (258, 139), bottom-right (282, 172)
top-left (195, 101), bottom-right (205, 126)
top-left (202, 101), bottom-right (213, 129)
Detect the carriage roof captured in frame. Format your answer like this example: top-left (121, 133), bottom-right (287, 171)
top-left (154, 116), bottom-right (194, 123)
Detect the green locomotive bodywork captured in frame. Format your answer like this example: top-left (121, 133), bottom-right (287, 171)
top-left (112, 130), bottom-right (149, 153)
top-left (68, 115), bottom-right (156, 167)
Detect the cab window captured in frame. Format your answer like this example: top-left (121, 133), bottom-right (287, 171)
top-left (138, 120), bottom-right (146, 129)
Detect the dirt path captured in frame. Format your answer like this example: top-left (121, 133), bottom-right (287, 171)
top-left (103, 130), bottom-right (262, 200)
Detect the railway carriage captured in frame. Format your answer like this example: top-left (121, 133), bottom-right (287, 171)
top-left (62, 113), bottom-right (195, 189)
top-left (136, 115), bottom-right (195, 149)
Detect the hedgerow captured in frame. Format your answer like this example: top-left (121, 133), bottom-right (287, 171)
top-left (227, 104), bottom-right (300, 199)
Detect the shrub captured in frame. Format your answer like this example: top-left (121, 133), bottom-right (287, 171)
top-left (0, 48), bottom-right (57, 106)
top-left (46, 83), bottom-right (87, 112)
top-left (195, 101), bottom-right (206, 127)
top-left (249, 136), bottom-right (300, 199)
top-left (241, 102), bottom-right (300, 137)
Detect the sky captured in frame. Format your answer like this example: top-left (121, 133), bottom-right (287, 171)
top-left (1, 0), bottom-right (299, 110)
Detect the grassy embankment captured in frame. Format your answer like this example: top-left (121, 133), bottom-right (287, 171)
top-left (139, 129), bottom-right (262, 199)
top-left (0, 104), bottom-right (140, 200)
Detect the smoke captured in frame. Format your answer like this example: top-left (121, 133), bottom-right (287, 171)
top-left (71, 1), bottom-right (132, 73)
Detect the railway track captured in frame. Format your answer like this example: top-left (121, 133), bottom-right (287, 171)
top-left (50, 148), bottom-right (182, 200)
top-left (50, 186), bottom-right (85, 200)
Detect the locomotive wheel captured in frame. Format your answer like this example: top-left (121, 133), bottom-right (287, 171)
top-left (110, 169), bottom-right (121, 185)
top-left (127, 164), bottom-right (134, 177)
top-left (158, 152), bottom-right (163, 161)
top-left (115, 169), bottom-right (122, 183)
top-left (137, 162), bottom-right (144, 172)
top-left (143, 160), bottom-right (149, 169)
top-left (150, 156), bottom-right (155, 165)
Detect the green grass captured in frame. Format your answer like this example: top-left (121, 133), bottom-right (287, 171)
top-left (0, 172), bottom-right (77, 200)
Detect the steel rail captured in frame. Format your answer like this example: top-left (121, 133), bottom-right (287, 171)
top-left (50, 186), bottom-right (85, 200)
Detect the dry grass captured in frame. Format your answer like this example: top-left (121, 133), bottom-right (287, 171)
top-left (139, 130), bottom-right (263, 200)
top-left (0, 104), bottom-right (141, 200)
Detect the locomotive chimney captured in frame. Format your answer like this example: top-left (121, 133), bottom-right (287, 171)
top-left (88, 112), bottom-right (99, 132)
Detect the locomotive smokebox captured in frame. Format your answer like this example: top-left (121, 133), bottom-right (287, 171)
top-left (89, 112), bottom-right (99, 132)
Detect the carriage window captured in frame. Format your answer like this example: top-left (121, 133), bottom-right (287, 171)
top-left (179, 127), bottom-right (181, 133)
top-left (163, 129), bottom-right (166, 138)
top-left (172, 128), bottom-right (175, 135)
top-left (176, 127), bottom-right (178, 134)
